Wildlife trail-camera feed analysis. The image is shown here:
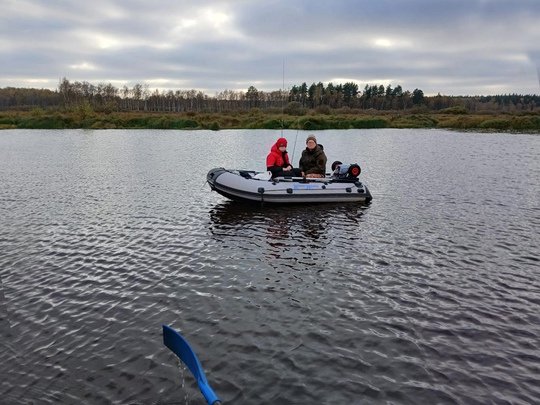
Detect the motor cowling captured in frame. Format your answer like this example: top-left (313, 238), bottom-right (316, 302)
top-left (331, 161), bottom-right (362, 179)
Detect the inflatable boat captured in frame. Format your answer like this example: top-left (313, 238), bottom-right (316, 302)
top-left (207, 165), bottom-right (372, 204)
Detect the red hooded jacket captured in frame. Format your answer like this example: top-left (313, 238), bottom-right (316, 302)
top-left (266, 138), bottom-right (291, 169)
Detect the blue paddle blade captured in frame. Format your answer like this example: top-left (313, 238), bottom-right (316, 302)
top-left (162, 325), bottom-right (220, 405)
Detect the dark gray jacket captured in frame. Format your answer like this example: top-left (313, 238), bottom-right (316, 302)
top-left (299, 145), bottom-right (327, 175)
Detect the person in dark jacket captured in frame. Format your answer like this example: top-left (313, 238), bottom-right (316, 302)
top-left (299, 135), bottom-right (327, 178)
top-left (266, 137), bottom-right (302, 178)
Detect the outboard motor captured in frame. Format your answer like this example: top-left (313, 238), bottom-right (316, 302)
top-left (331, 161), bottom-right (361, 179)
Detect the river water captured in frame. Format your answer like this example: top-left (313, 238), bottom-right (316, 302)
top-left (0, 129), bottom-right (539, 404)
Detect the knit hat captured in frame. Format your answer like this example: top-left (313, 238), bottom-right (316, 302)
top-left (276, 137), bottom-right (287, 147)
top-left (306, 135), bottom-right (317, 144)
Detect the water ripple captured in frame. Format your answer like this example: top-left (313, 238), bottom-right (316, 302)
top-left (1, 129), bottom-right (539, 403)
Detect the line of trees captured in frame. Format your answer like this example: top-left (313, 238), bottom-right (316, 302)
top-left (287, 82), bottom-right (425, 110)
top-left (0, 77), bottom-right (538, 113)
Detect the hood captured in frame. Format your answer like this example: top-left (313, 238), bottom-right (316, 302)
top-left (271, 142), bottom-right (287, 153)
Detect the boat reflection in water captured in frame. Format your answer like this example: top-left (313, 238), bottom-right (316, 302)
top-left (208, 200), bottom-right (371, 277)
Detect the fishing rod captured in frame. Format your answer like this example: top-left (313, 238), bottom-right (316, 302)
top-left (290, 127), bottom-right (299, 164)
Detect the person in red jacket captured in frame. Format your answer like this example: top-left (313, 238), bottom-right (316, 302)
top-left (266, 137), bottom-right (302, 178)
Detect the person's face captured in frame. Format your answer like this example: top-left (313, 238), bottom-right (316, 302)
top-left (279, 145), bottom-right (287, 152)
top-left (306, 140), bottom-right (316, 150)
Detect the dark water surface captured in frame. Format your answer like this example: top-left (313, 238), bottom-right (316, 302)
top-left (1, 129), bottom-right (539, 404)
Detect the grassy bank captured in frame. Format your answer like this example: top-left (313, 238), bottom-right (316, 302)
top-left (1, 108), bottom-right (539, 131)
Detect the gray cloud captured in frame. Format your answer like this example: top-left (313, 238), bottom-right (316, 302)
top-left (1, 0), bottom-right (539, 95)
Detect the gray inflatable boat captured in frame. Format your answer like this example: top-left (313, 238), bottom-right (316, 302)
top-left (207, 167), bottom-right (372, 204)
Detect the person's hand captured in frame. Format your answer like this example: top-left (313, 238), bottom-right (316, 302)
top-left (283, 165), bottom-right (292, 171)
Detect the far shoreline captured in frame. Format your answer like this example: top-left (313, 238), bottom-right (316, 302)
top-left (1, 109), bottom-right (539, 132)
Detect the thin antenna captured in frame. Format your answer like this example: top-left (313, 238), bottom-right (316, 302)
top-left (537, 63), bottom-right (540, 91)
top-left (280, 58), bottom-right (299, 166)
top-left (281, 58), bottom-right (285, 136)
top-left (282, 58), bottom-right (285, 100)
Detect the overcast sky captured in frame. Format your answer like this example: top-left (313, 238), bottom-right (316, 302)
top-left (2, 0), bottom-right (539, 96)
